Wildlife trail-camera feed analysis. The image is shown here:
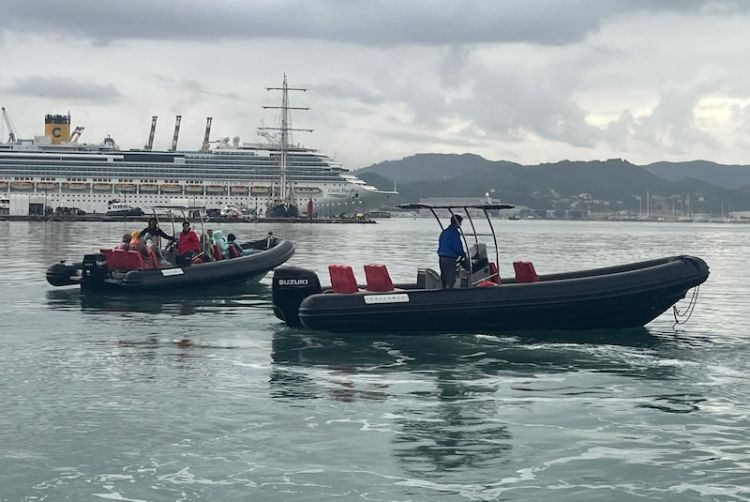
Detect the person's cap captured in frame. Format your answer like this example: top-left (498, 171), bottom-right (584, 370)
top-left (451, 214), bottom-right (463, 225)
top-left (227, 233), bottom-right (236, 241)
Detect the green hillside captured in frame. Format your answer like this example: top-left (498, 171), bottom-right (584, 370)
top-left (358, 155), bottom-right (750, 213)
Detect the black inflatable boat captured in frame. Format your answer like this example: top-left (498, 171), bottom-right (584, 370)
top-left (272, 203), bottom-right (709, 333)
top-left (47, 235), bottom-right (294, 292)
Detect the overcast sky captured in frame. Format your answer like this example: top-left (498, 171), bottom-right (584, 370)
top-left (2, 0), bottom-right (749, 169)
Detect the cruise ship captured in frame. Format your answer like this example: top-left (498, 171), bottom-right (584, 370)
top-left (0, 82), bottom-right (390, 215)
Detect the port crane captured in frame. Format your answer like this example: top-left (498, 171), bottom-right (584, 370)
top-left (69, 126), bottom-right (85, 143)
top-left (1, 107), bottom-right (20, 144)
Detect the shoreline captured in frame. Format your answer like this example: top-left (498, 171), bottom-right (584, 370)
top-left (0, 214), bottom-right (377, 224)
top-left (1, 214), bottom-right (746, 224)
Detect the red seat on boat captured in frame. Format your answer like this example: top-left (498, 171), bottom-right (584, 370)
top-left (124, 250), bottom-right (148, 270)
top-left (107, 249), bottom-right (148, 271)
top-left (228, 245), bottom-right (241, 259)
top-left (363, 263), bottom-right (395, 292)
top-left (328, 264), bottom-right (359, 294)
top-left (212, 244), bottom-right (223, 261)
top-left (100, 248), bottom-right (115, 265)
top-left (489, 262), bottom-right (501, 284)
top-left (513, 261), bottom-right (540, 283)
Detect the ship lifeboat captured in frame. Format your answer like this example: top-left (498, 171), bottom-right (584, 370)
top-left (10, 181), bottom-right (34, 191)
top-left (160, 184), bottom-right (183, 194)
top-left (186, 185), bottom-right (205, 194)
top-left (93, 183), bottom-right (113, 192)
top-left (296, 187), bottom-right (323, 194)
top-left (206, 185), bottom-right (226, 194)
top-left (251, 186), bottom-right (271, 195)
top-left (37, 182), bottom-right (60, 190)
top-left (64, 182), bottom-right (90, 191)
top-left (115, 183), bottom-right (136, 193)
top-left (230, 186), bottom-right (249, 195)
top-left (139, 184), bottom-right (158, 193)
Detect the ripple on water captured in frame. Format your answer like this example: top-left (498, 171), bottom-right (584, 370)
top-left (1, 220), bottom-right (750, 501)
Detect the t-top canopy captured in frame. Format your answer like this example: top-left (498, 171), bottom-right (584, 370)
top-left (398, 203), bottom-right (515, 210)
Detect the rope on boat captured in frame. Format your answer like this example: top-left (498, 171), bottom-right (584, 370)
top-left (672, 285), bottom-right (700, 328)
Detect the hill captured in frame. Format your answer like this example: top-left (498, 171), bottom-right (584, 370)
top-left (644, 161), bottom-right (750, 190)
top-left (358, 155), bottom-right (750, 213)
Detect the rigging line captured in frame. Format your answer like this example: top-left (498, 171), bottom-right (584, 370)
top-left (672, 285), bottom-right (700, 328)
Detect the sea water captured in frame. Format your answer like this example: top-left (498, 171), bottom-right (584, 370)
top-left (0, 219), bottom-right (748, 501)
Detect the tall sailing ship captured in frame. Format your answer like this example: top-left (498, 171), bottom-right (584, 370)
top-left (0, 79), bottom-right (390, 215)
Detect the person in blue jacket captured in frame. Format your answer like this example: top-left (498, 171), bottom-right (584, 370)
top-left (437, 214), bottom-right (466, 288)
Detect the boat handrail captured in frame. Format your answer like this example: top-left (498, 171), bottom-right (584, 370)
top-left (399, 202), bottom-right (513, 280)
top-left (398, 203), bottom-right (515, 210)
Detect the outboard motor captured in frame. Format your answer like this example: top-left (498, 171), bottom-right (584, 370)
top-left (46, 261), bottom-right (80, 287)
top-left (81, 253), bottom-right (108, 289)
top-left (272, 266), bottom-right (322, 327)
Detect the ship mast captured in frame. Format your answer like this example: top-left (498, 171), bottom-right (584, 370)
top-left (260, 74), bottom-right (312, 208)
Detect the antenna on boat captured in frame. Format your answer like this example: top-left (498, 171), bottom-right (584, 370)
top-left (260, 74), bottom-right (313, 213)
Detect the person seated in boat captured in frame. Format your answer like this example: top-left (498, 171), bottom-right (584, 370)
top-left (115, 233), bottom-right (132, 251)
top-left (130, 234), bottom-right (149, 260)
top-left (176, 221), bottom-right (201, 266)
top-left (437, 214), bottom-right (466, 289)
top-left (200, 229), bottom-right (215, 262)
top-left (138, 217), bottom-right (176, 243)
top-left (226, 233), bottom-right (244, 258)
top-left (212, 229), bottom-right (230, 259)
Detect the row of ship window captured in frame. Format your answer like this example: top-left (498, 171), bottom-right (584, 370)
top-left (1, 170), bottom-right (342, 182)
top-left (1, 176), bottom-right (349, 187)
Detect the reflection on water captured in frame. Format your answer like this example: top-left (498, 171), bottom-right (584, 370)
top-left (270, 328), bottom-right (680, 379)
top-left (269, 329), bottom-right (707, 477)
top-left (45, 283), bottom-right (273, 316)
top-left (392, 390), bottom-right (513, 476)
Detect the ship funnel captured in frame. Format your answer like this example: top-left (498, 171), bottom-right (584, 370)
top-left (45, 113), bottom-right (71, 145)
top-left (201, 117), bottom-right (213, 151)
top-left (170, 115), bottom-right (182, 151)
top-left (145, 115), bottom-right (158, 150)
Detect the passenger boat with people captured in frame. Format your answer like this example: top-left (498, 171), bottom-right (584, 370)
top-left (47, 205), bottom-right (295, 291)
top-left (272, 203), bottom-right (709, 333)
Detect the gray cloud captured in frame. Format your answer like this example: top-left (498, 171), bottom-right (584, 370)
top-left (4, 76), bottom-right (121, 101)
top-left (153, 75), bottom-right (239, 101)
top-left (2, 0), bottom-right (740, 46)
top-left (314, 80), bottom-right (384, 105)
top-left (439, 46), bottom-right (473, 89)
top-left (629, 78), bottom-right (722, 152)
